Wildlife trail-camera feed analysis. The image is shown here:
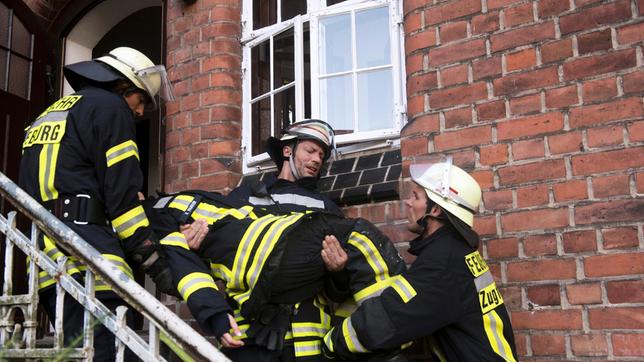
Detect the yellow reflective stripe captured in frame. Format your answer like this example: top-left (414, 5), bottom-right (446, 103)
top-left (230, 214), bottom-right (281, 290)
top-left (334, 300), bottom-right (358, 318)
top-left (169, 195), bottom-right (194, 212)
top-left (291, 323), bottom-right (327, 338)
top-left (210, 263), bottom-right (233, 283)
top-left (391, 275), bottom-right (417, 303)
top-left (160, 232), bottom-right (189, 250)
top-left (348, 232), bottom-right (390, 283)
top-left (294, 340), bottom-right (322, 357)
top-left (177, 272), bottom-right (218, 300)
top-left (193, 203), bottom-right (257, 223)
top-left (38, 143), bottom-right (60, 201)
top-left (354, 277), bottom-right (396, 304)
top-left (483, 310), bottom-right (516, 362)
top-left (106, 140), bottom-right (139, 167)
top-left (103, 254), bottom-right (134, 280)
top-left (38, 270), bottom-right (55, 289)
top-left (324, 329), bottom-right (335, 353)
top-left (465, 250), bottom-right (489, 277)
top-left (245, 214), bottom-right (303, 288)
top-left (111, 205), bottom-right (149, 239)
top-left (342, 317), bottom-right (369, 353)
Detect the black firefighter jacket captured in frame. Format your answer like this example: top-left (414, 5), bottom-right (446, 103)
top-left (19, 87), bottom-right (157, 293)
top-left (324, 225), bottom-right (518, 362)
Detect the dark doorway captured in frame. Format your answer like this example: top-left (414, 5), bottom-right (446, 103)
top-left (93, 6), bottom-right (164, 197)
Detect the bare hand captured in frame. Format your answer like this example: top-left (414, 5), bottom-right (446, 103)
top-left (180, 218), bottom-right (208, 251)
top-left (321, 235), bottom-right (348, 272)
top-left (220, 314), bottom-right (244, 348)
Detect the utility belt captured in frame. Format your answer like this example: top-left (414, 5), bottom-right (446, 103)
top-left (44, 194), bottom-right (109, 226)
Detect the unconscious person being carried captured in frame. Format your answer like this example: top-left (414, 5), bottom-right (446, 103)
top-left (143, 189), bottom-right (408, 360)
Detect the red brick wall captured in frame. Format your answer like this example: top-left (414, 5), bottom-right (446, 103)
top-left (164, 0), bottom-right (643, 359)
top-left (380, 0), bottom-right (644, 359)
top-left (165, 0), bottom-right (243, 194)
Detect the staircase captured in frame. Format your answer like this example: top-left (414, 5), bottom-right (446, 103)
top-left (0, 171), bottom-right (230, 361)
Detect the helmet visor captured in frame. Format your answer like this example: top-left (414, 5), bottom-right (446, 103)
top-left (136, 65), bottom-right (176, 105)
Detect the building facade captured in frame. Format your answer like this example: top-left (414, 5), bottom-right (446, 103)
top-left (2, 0), bottom-right (643, 359)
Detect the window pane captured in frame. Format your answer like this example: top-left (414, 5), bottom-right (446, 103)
top-left (321, 74), bottom-right (353, 133)
top-left (8, 54), bottom-right (30, 99)
top-left (273, 28), bottom-right (294, 89)
top-left (327, 0), bottom-right (347, 6)
top-left (0, 4), bottom-right (9, 48)
top-left (274, 86), bottom-right (295, 132)
top-left (319, 14), bottom-right (351, 74)
top-left (0, 49), bottom-right (7, 90)
top-left (251, 40), bottom-right (270, 99)
top-left (282, 0), bottom-right (306, 22)
top-left (356, 7), bottom-right (390, 69)
top-left (11, 15), bottom-right (31, 57)
top-left (303, 25), bottom-right (311, 119)
top-left (358, 68), bottom-right (392, 131)
top-left (251, 97), bottom-right (271, 155)
top-left (254, 0), bottom-right (277, 30)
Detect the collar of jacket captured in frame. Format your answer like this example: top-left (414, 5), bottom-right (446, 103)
top-left (271, 177), bottom-right (318, 191)
top-left (408, 224), bottom-right (460, 256)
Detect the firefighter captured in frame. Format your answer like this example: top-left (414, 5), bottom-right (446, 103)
top-left (322, 157), bottom-right (519, 361)
top-left (225, 119), bottom-right (350, 361)
top-left (228, 119), bottom-right (343, 217)
top-left (18, 47), bottom-right (233, 359)
top-left (144, 189), bottom-right (406, 362)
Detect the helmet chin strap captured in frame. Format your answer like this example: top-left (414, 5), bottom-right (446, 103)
top-left (416, 199), bottom-right (447, 233)
top-left (288, 152), bottom-right (302, 180)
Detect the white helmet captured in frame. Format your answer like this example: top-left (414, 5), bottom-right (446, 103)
top-left (410, 156), bottom-right (482, 246)
top-left (96, 47), bottom-right (175, 108)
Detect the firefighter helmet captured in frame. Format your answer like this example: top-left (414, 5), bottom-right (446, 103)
top-left (410, 157), bottom-right (482, 247)
top-left (63, 47), bottom-right (175, 109)
top-left (266, 119), bottom-right (336, 175)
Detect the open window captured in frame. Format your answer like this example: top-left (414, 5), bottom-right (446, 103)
top-left (242, 0), bottom-right (405, 172)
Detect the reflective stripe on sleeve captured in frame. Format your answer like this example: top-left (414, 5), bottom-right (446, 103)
top-left (95, 254), bottom-right (134, 291)
top-left (210, 263), bottom-right (233, 284)
top-left (294, 340), bottom-right (322, 357)
top-left (160, 232), bottom-right (189, 250)
top-left (391, 275), bottom-right (417, 303)
top-left (111, 205), bottom-right (150, 239)
top-left (483, 310), bottom-right (517, 362)
top-left (348, 232), bottom-right (390, 283)
top-left (177, 272), bottom-right (218, 300)
top-left (323, 329), bottom-right (335, 353)
top-left (354, 277), bottom-right (396, 305)
top-left (106, 140), bottom-right (139, 167)
top-left (342, 317), bottom-right (369, 353)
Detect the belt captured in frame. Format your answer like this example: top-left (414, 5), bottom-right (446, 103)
top-left (44, 194), bottom-right (109, 226)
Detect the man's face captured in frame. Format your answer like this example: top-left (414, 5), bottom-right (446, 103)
top-left (287, 139), bottom-right (326, 178)
top-left (124, 91), bottom-right (146, 118)
top-left (405, 182), bottom-right (429, 234)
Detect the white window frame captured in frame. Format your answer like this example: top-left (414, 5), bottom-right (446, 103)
top-left (241, 0), bottom-right (406, 173)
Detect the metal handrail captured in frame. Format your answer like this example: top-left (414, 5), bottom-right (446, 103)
top-left (0, 171), bottom-right (230, 361)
